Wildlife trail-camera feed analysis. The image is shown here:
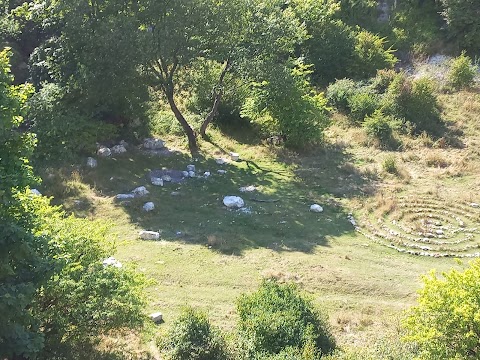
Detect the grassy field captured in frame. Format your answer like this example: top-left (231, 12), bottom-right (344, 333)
top-left (37, 89), bottom-right (480, 356)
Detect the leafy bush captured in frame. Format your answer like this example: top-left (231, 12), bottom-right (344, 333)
top-left (28, 83), bottom-right (116, 160)
top-left (347, 89), bottom-right (379, 123)
top-left (349, 31), bottom-right (397, 79)
top-left (447, 52), bottom-right (477, 90)
top-left (162, 307), bottom-right (228, 360)
top-left (326, 79), bottom-right (357, 111)
top-left (382, 155), bottom-right (397, 174)
top-left (363, 110), bottom-right (395, 146)
top-left (403, 260), bottom-right (480, 359)
top-left (237, 280), bottom-right (335, 357)
top-left (242, 61), bottom-right (330, 149)
top-left (370, 69), bottom-right (398, 93)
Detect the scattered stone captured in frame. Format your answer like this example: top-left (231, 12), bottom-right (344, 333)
top-left (144, 138), bottom-right (165, 150)
top-left (230, 152), bottom-right (240, 161)
top-left (116, 193), bottom-right (135, 200)
top-left (188, 171), bottom-right (196, 178)
top-left (204, 171), bottom-right (211, 177)
top-left (143, 202), bottom-right (155, 212)
top-left (171, 191), bottom-right (180, 196)
top-left (310, 204), bottom-right (324, 213)
top-left (150, 312), bottom-right (163, 324)
top-left (132, 186), bottom-right (150, 197)
top-left (102, 257), bottom-right (122, 268)
top-left (176, 231), bottom-right (182, 236)
top-left (186, 164), bottom-right (196, 172)
top-left (347, 214), bottom-right (357, 227)
top-left (238, 207), bottom-right (252, 214)
top-left (87, 157), bottom-right (97, 168)
top-left (471, 203), bottom-right (479, 208)
top-left (162, 175), bottom-right (172, 182)
top-left (97, 146), bottom-right (111, 157)
top-left (139, 231), bottom-right (160, 240)
top-left (182, 171), bottom-right (189, 177)
top-left (215, 158), bottom-right (227, 165)
top-left (239, 185), bottom-right (256, 193)
top-left (151, 177), bottom-right (164, 186)
top-left (119, 140), bottom-right (128, 147)
top-left (111, 144), bottom-right (127, 154)
top-left (30, 189), bottom-right (41, 196)
top-left (436, 229), bottom-right (444, 235)
top-left (223, 196), bottom-right (245, 209)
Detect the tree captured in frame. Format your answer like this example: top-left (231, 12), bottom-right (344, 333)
top-left (403, 260), bottom-right (480, 359)
top-left (0, 47), bottom-right (50, 359)
top-left (440, 0), bottom-right (480, 53)
top-left (139, 0), bottom-right (307, 153)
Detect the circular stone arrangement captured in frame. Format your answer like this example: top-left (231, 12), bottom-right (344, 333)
top-left (357, 196), bottom-right (480, 258)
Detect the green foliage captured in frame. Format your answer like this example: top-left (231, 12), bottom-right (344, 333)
top-left (242, 61), bottom-right (330, 149)
top-left (162, 307), bottom-right (228, 360)
top-left (347, 88), bottom-right (379, 123)
top-left (440, 0), bottom-right (480, 53)
top-left (350, 31), bottom-right (397, 79)
top-left (326, 79), bottom-right (357, 111)
top-left (236, 280), bottom-right (335, 357)
top-left (363, 110), bottom-right (395, 146)
top-left (382, 73), bottom-right (442, 135)
top-left (0, 47), bottom-right (50, 360)
top-left (403, 260), bottom-right (480, 359)
top-left (382, 155), bottom-right (397, 174)
top-left (28, 83), bottom-right (117, 160)
top-left (447, 52), bottom-right (477, 90)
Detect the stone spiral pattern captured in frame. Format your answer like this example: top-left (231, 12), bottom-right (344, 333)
top-left (356, 197), bottom-right (480, 258)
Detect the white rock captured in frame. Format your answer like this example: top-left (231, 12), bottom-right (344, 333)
top-left (151, 177), bottom-right (164, 186)
top-left (239, 185), bottom-right (256, 193)
top-left (162, 175), bottom-right (172, 182)
top-left (143, 202), bottom-right (155, 212)
top-left (97, 147), bottom-right (111, 157)
top-left (116, 193), bottom-right (135, 200)
top-left (470, 203), bottom-right (479, 208)
top-left (119, 140), bottom-right (128, 147)
top-left (215, 158), bottom-right (227, 165)
top-left (30, 189), bottom-right (41, 196)
top-left (436, 229), bottom-right (444, 235)
top-left (150, 312), bottom-right (163, 323)
top-left (348, 216), bottom-right (357, 227)
top-left (132, 186), bottom-right (149, 197)
top-left (102, 257), bottom-right (122, 268)
top-left (230, 152), bottom-right (240, 161)
top-left (187, 164), bottom-right (196, 172)
top-left (223, 196), bottom-right (245, 209)
top-left (111, 144), bottom-right (127, 154)
top-left (188, 171), bottom-right (196, 178)
top-left (139, 231), bottom-right (160, 240)
top-left (144, 138), bottom-right (165, 150)
top-left (217, 170), bottom-right (227, 174)
top-left (204, 171), bottom-right (211, 177)
top-left (87, 157), bottom-right (97, 168)
top-left (310, 204), bottom-right (324, 213)
top-left (182, 171), bottom-right (189, 177)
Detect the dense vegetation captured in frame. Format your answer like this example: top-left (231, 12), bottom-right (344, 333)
top-left (1, 0), bottom-right (479, 358)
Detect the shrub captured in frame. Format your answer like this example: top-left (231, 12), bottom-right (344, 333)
top-left (363, 110), bottom-right (395, 146)
top-left (403, 260), bottom-right (480, 359)
top-left (447, 52), bottom-right (477, 90)
top-left (347, 89), bottom-right (379, 123)
top-left (382, 155), bottom-right (397, 174)
top-left (349, 30), bottom-right (397, 79)
top-left (326, 79), bottom-right (357, 111)
top-left (371, 69), bottom-right (398, 93)
top-left (237, 280), bottom-right (335, 357)
top-left (162, 307), bottom-right (228, 360)
top-left (28, 83), bottom-right (116, 161)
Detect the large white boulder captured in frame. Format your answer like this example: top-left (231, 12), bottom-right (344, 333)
top-left (310, 204), bottom-right (324, 213)
top-left (116, 193), bottom-right (135, 200)
top-left (111, 144), bottom-right (127, 154)
top-left (143, 202), bottom-right (155, 212)
top-left (151, 177), bottom-right (164, 186)
top-left (223, 196), bottom-right (245, 209)
top-left (150, 312), bottom-right (163, 323)
top-left (144, 138), bottom-right (165, 150)
top-left (132, 186), bottom-right (150, 197)
top-left (139, 231), bottom-right (160, 240)
top-left (97, 147), bottom-right (111, 157)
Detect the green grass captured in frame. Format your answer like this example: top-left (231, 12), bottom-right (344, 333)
top-left (34, 89), bottom-right (480, 356)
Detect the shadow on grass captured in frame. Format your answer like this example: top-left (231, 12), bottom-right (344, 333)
top-left (40, 140), bottom-right (377, 256)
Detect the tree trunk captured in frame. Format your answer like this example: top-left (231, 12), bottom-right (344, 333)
top-left (200, 60), bottom-right (231, 139)
top-left (165, 91), bottom-right (198, 155)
